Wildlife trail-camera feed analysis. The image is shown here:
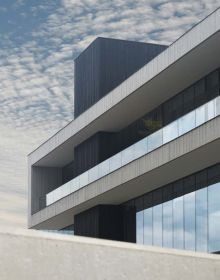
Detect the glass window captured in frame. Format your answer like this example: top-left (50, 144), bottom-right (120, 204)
top-left (144, 208), bottom-right (153, 245)
top-left (163, 201), bottom-right (173, 248)
top-left (173, 196), bottom-right (184, 249)
top-left (208, 182), bottom-right (220, 253)
top-left (196, 187), bottom-right (208, 252)
top-left (134, 138), bottom-right (148, 159)
top-left (163, 94), bottom-right (183, 126)
top-left (163, 99), bottom-right (173, 126)
top-left (126, 163), bottom-right (220, 253)
top-left (183, 86), bottom-right (194, 114)
top-left (207, 164), bottom-right (220, 185)
top-left (178, 111), bottom-right (195, 136)
top-left (194, 78), bottom-right (206, 107)
top-left (172, 94), bottom-right (183, 121)
top-left (109, 153), bottom-right (121, 173)
top-left (136, 210), bottom-right (144, 244)
top-left (153, 204), bottom-right (162, 246)
top-left (184, 192), bottom-right (196, 251)
top-left (206, 70), bottom-right (219, 101)
top-left (121, 145), bottom-right (135, 166)
top-left (148, 129), bottom-right (163, 152)
top-left (163, 120), bottom-right (178, 144)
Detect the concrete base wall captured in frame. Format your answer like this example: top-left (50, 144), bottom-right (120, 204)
top-left (0, 228), bottom-right (220, 280)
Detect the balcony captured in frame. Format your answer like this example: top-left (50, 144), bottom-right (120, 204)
top-left (46, 96), bottom-right (220, 206)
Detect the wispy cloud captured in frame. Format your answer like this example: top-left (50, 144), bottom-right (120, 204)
top-left (0, 0), bottom-right (219, 228)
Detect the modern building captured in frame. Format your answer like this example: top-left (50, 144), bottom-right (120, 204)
top-left (28, 8), bottom-right (220, 253)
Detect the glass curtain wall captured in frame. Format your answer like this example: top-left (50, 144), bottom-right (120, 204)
top-left (131, 163), bottom-right (220, 253)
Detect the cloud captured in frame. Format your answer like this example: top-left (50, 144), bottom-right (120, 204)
top-left (0, 0), bottom-right (219, 228)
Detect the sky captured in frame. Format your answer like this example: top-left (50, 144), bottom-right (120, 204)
top-left (0, 0), bottom-right (219, 229)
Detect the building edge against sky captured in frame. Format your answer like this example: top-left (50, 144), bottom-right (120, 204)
top-left (28, 8), bottom-right (220, 253)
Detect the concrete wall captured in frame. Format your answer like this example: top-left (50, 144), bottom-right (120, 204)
top-left (0, 228), bottom-right (220, 280)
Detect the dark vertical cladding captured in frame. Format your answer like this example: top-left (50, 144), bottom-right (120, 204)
top-left (62, 161), bottom-right (75, 184)
top-left (74, 38), bottom-right (101, 118)
top-left (31, 166), bottom-right (62, 214)
top-left (74, 205), bottom-right (136, 242)
top-left (74, 132), bottom-right (116, 176)
top-left (74, 37), bottom-right (167, 118)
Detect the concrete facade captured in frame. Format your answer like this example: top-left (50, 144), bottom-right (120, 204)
top-left (1, 228), bottom-right (220, 280)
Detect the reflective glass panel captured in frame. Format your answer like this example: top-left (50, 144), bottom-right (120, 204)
top-left (57, 187), bottom-right (64, 201)
top-left (52, 188), bottom-right (58, 202)
top-left (88, 165), bottom-right (99, 183)
top-left (70, 176), bottom-right (80, 193)
top-left (196, 187), bottom-right (208, 252)
top-left (144, 208), bottom-right (153, 245)
top-left (163, 201), bottom-right (173, 248)
top-left (184, 192), bottom-right (196, 251)
top-left (109, 153), bottom-right (122, 173)
top-left (153, 204), bottom-right (162, 246)
top-left (121, 145), bottom-right (135, 166)
top-left (62, 182), bottom-right (70, 197)
top-left (55, 186), bottom-right (62, 201)
top-left (196, 105), bottom-right (205, 127)
top-left (163, 120), bottom-right (178, 144)
top-left (79, 171), bottom-right (88, 188)
top-left (98, 159), bottom-right (110, 177)
top-left (207, 99), bottom-right (215, 121)
top-left (173, 196), bottom-right (184, 249)
top-left (215, 97), bottom-right (220, 116)
top-left (208, 182), bottom-right (220, 253)
top-left (46, 192), bottom-right (53, 205)
top-left (136, 210), bottom-right (144, 244)
top-left (178, 111), bottom-right (195, 136)
top-left (148, 129), bottom-right (163, 152)
top-left (134, 138), bottom-right (148, 159)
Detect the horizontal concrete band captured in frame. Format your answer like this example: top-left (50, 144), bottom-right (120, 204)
top-left (28, 8), bottom-right (220, 166)
top-left (0, 228), bottom-right (220, 280)
top-left (30, 116), bottom-right (220, 229)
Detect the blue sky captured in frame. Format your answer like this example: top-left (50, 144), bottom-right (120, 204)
top-left (0, 0), bottom-right (219, 228)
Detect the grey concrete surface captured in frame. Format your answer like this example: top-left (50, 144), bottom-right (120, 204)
top-left (0, 228), bottom-right (220, 280)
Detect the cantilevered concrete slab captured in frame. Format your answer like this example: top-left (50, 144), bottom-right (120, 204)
top-left (28, 8), bottom-right (220, 168)
top-left (29, 116), bottom-right (220, 229)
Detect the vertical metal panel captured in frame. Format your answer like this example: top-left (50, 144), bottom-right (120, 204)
top-left (74, 131), bottom-right (116, 176)
top-left (74, 37), bottom-right (167, 117)
top-left (74, 204), bottom-right (136, 242)
top-left (31, 166), bottom-right (62, 214)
